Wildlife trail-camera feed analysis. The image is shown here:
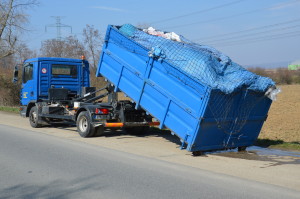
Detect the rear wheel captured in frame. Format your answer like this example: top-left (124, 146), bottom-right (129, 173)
top-left (76, 111), bottom-right (95, 137)
top-left (29, 106), bottom-right (41, 128)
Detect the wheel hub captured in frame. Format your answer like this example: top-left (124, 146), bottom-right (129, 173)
top-left (79, 116), bottom-right (88, 132)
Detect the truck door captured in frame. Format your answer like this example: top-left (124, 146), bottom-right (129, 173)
top-left (21, 62), bottom-right (37, 105)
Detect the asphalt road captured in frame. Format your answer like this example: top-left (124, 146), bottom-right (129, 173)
top-left (0, 124), bottom-right (299, 199)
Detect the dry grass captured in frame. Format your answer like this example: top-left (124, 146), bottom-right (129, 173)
top-left (107, 85), bottom-right (300, 144)
top-left (259, 84), bottom-right (300, 142)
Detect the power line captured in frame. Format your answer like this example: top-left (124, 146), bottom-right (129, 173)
top-left (150, 0), bottom-right (246, 25)
top-left (213, 33), bottom-right (300, 47)
top-left (207, 30), bottom-right (300, 47)
top-left (23, 32), bottom-right (47, 43)
top-left (194, 18), bottom-right (300, 41)
top-left (162, 0), bottom-right (300, 30)
top-left (45, 16), bottom-right (72, 40)
top-left (200, 24), bottom-right (300, 43)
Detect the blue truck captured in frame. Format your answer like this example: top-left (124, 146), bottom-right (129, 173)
top-left (15, 57), bottom-right (155, 138)
top-left (16, 24), bottom-right (277, 155)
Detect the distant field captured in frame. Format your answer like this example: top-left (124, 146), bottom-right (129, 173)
top-left (112, 86), bottom-right (300, 144)
top-left (259, 84), bottom-right (300, 143)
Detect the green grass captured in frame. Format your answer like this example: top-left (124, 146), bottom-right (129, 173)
top-left (255, 138), bottom-right (300, 151)
top-left (0, 106), bottom-right (19, 113)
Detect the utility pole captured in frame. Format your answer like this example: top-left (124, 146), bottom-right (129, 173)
top-left (45, 16), bottom-right (72, 40)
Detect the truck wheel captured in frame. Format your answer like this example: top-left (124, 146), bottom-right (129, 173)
top-left (76, 111), bottom-right (95, 137)
top-left (29, 106), bottom-right (41, 128)
top-left (125, 126), bottom-right (149, 135)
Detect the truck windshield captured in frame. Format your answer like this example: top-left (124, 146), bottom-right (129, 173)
top-left (52, 64), bottom-right (77, 77)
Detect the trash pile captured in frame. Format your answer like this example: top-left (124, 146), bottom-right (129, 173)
top-left (143, 27), bottom-right (181, 42)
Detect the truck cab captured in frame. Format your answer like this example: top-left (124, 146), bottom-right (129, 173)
top-left (20, 57), bottom-right (90, 116)
top-left (17, 56), bottom-right (155, 138)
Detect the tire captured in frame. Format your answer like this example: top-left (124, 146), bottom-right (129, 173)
top-left (29, 106), bottom-right (41, 128)
top-left (125, 126), bottom-right (149, 135)
top-left (76, 111), bottom-right (95, 137)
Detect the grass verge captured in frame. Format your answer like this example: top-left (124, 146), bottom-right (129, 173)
top-left (150, 127), bottom-right (300, 151)
top-left (255, 139), bottom-right (300, 151)
top-left (0, 106), bottom-right (19, 113)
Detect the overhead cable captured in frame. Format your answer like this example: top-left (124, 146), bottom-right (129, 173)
top-left (162, 0), bottom-right (300, 30)
top-left (150, 0), bottom-right (246, 24)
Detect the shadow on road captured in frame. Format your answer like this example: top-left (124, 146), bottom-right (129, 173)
top-left (36, 124), bottom-right (300, 166)
top-left (104, 127), bottom-right (181, 144)
top-left (0, 175), bottom-right (105, 199)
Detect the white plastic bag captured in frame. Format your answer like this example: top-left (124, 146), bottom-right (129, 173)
top-left (265, 86), bottom-right (281, 101)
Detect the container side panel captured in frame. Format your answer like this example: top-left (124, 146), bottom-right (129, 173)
top-left (150, 62), bottom-right (206, 117)
top-left (100, 54), bottom-right (122, 84)
top-left (98, 26), bottom-right (211, 148)
top-left (118, 67), bottom-right (144, 101)
top-left (164, 101), bottom-right (199, 145)
top-left (98, 26), bottom-right (276, 152)
top-left (106, 41), bottom-right (148, 76)
top-left (191, 89), bottom-right (272, 151)
top-left (139, 84), bottom-right (170, 120)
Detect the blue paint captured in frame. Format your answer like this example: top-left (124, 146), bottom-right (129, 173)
top-left (97, 25), bottom-right (273, 152)
top-left (21, 57), bottom-right (90, 106)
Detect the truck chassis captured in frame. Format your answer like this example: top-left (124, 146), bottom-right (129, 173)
top-left (22, 83), bottom-right (158, 137)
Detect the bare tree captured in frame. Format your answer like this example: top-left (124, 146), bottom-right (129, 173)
top-left (82, 24), bottom-right (103, 68)
top-left (0, 42), bottom-right (35, 71)
top-left (0, 0), bottom-right (38, 59)
top-left (40, 36), bottom-right (87, 59)
top-left (15, 42), bottom-right (36, 62)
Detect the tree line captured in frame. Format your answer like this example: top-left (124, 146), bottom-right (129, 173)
top-left (248, 67), bottom-right (300, 85)
top-left (1, 0), bottom-right (299, 107)
top-left (0, 0), bottom-right (106, 106)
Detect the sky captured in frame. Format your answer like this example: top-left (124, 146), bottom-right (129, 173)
top-left (24, 0), bottom-right (300, 67)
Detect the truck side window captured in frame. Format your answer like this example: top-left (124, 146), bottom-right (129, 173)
top-left (23, 63), bottom-right (33, 83)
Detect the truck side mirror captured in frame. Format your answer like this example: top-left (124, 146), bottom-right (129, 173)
top-left (12, 65), bottom-right (19, 83)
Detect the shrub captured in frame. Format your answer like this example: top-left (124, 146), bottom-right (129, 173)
top-left (249, 67), bottom-right (299, 85)
top-left (0, 68), bottom-right (21, 106)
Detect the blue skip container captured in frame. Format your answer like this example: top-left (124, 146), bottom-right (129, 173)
top-left (97, 24), bottom-right (274, 152)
